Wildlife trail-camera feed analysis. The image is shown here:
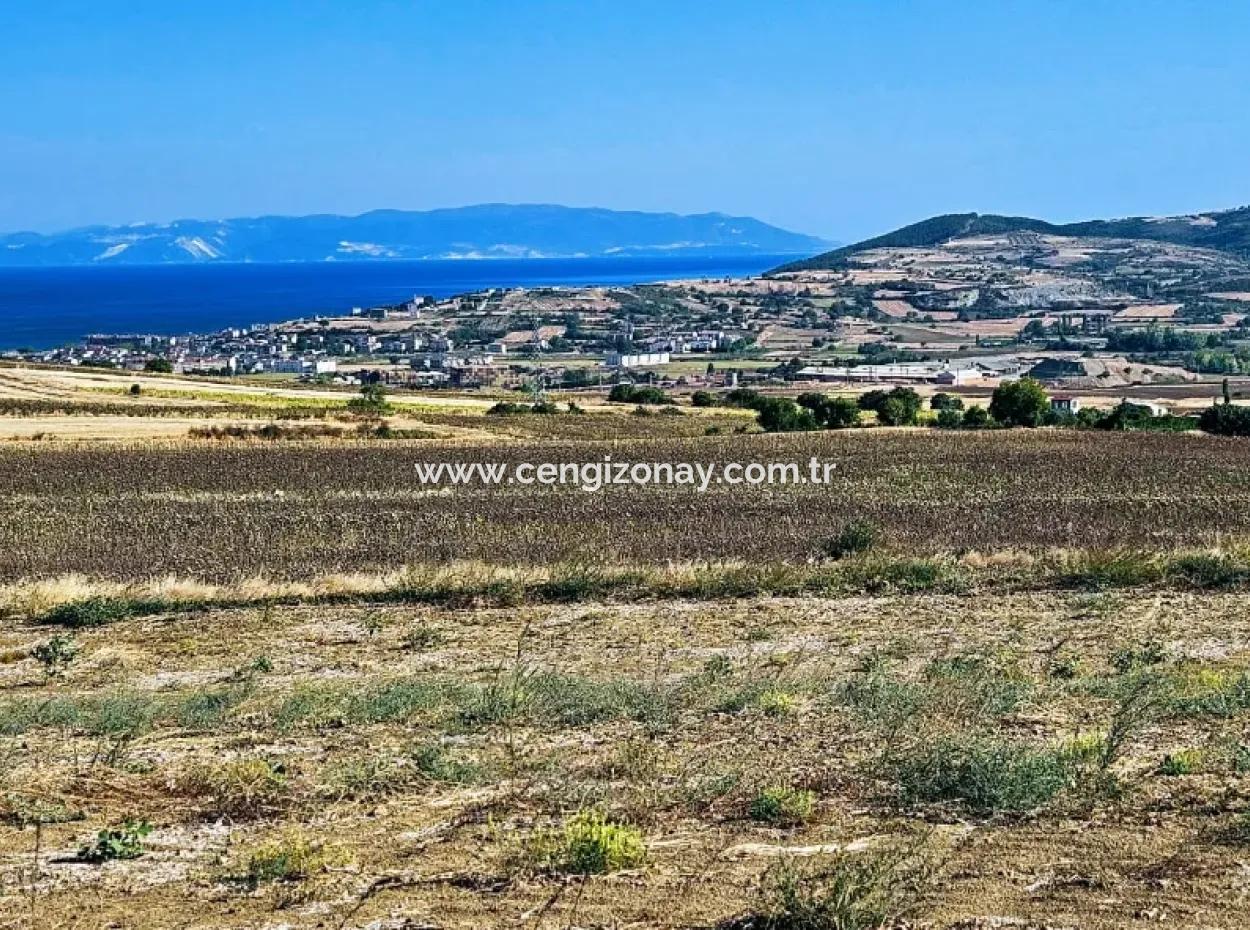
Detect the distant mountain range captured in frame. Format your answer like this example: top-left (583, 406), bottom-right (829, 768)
top-left (772, 205), bottom-right (1250, 273)
top-left (0, 204), bottom-right (833, 267)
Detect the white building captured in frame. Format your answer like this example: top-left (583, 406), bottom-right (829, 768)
top-left (606, 351), bottom-right (671, 368)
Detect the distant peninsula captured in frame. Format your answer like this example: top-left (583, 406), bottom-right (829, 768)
top-left (0, 203), bottom-right (833, 267)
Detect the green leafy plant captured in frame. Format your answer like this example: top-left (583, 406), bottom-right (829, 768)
top-left (525, 810), bottom-right (645, 875)
top-left (78, 819), bottom-right (152, 862)
top-left (32, 635), bottom-right (78, 679)
top-left (749, 786), bottom-right (817, 826)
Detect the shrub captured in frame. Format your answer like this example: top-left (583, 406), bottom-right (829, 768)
top-left (822, 520), bottom-right (880, 560)
top-left (486, 401), bottom-right (526, 416)
top-left (609, 384), bottom-right (672, 405)
top-left (402, 622), bottom-right (447, 651)
top-left (526, 810), bottom-right (646, 875)
top-left (691, 390), bottom-right (719, 407)
top-left (1198, 402), bottom-right (1250, 437)
top-left (412, 743), bottom-right (482, 784)
top-left (32, 635), bottom-right (78, 679)
top-left (961, 405), bottom-right (991, 428)
top-left (755, 689), bottom-right (799, 717)
top-left (749, 786), bottom-right (816, 825)
top-left (754, 845), bottom-right (932, 930)
top-left (1159, 748), bottom-right (1205, 776)
top-left (347, 382), bottom-right (392, 418)
top-left (756, 397), bottom-right (820, 433)
top-left (41, 596), bottom-right (135, 628)
top-left (988, 377), bottom-right (1049, 427)
top-left (723, 387), bottom-right (765, 409)
top-left (930, 392), bottom-right (964, 412)
top-left (78, 819), bottom-right (152, 862)
top-left (244, 829), bottom-right (345, 884)
top-left (798, 392), bottom-right (861, 429)
top-left (888, 737), bottom-right (1071, 813)
top-left (186, 757), bottom-right (288, 818)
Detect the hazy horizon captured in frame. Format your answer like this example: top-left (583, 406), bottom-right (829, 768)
top-left (3, 1), bottom-right (1248, 241)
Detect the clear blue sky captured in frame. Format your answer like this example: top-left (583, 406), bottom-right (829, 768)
top-left (1, 0), bottom-right (1247, 241)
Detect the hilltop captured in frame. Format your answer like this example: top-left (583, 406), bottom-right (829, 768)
top-left (772, 205), bottom-right (1250, 272)
top-left (0, 204), bottom-right (832, 267)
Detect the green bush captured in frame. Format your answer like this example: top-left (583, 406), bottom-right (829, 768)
top-left (749, 786), bottom-right (816, 825)
top-left (42, 597), bottom-right (136, 628)
top-left (78, 819), bottom-right (152, 862)
top-left (32, 635), bottom-right (78, 678)
top-left (527, 810), bottom-right (646, 875)
top-left (755, 846), bottom-right (931, 930)
top-left (934, 408), bottom-right (963, 429)
top-left (961, 405), bottom-right (991, 428)
top-left (888, 737), bottom-right (1071, 813)
top-left (690, 390), bottom-right (719, 407)
top-left (1159, 748), bottom-right (1205, 776)
top-left (822, 520), bottom-right (880, 560)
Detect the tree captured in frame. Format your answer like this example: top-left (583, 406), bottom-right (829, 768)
top-left (989, 377), bottom-right (1049, 427)
top-left (690, 390), bottom-right (718, 408)
top-left (962, 405), bottom-right (991, 428)
top-left (348, 381), bottom-right (392, 418)
top-left (755, 397), bottom-right (819, 432)
top-left (143, 358), bottom-right (173, 373)
top-left (856, 387), bottom-right (921, 426)
top-left (797, 392), bottom-right (860, 429)
top-left (930, 392), bottom-right (964, 412)
top-left (934, 408), bottom-right (963, 429)
top-left (1199, 403), bottom-right (1250, 437)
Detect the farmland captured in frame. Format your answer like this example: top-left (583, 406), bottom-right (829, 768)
top-left (5, 424), bottom-right (1250, 928)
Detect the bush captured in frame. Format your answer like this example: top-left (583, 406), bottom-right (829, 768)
top-left (1159, 748), bottom-right (1204, 776)
top-left (754, 846), bottom-right (932, 930)
top-left (749, 786), bottom-right (816, 825)
top-left (32, 635), bottom-right (78, 678)
top-left (526, 810), bottom-right (646, 875)
top-left (691, 390), bottom-right (719, 407)
top-left (42, 597), bottom-right (136, 628)
top-left (486, 401), bottom-right (525, 416)
top-left (186, 757), bottom-right (288, 818)
top-left (78, 819), bottom-right (152, 862)
top-left (934, 408), bottom-right (963, 429)
top-left (723, 387), bottom-right (765, 409)
top-left (244, 829), bottom-right (345, 884)
top-left (143, 358), bottom-right (173, 373)
top-left (989, 377), bottom-right (1049, 427)
top-left (756, 397), bottom-right (820, 433)
top-left (888, 737), bottom-right (1071, 813)
top-left (608, 384), bottom-right (672, 405)
top-left (859, 387), bottom-right (921, 426)
top-left (822, 520), bottom-right (880, 560)
top-left (961, 405), bottom-right (991, 428)
top-left (798, 392), bottom-right (860, 429)
top-left (930, 392), bottom-right (964, 412)
top-left (1198, 402), bottom-right (1250, 437)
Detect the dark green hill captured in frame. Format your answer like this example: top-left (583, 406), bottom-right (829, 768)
top-left (772, 206), bottom-right (1250, 273)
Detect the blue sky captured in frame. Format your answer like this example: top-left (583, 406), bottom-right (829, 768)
top-left (1, 0), bottom-right (1247, 241)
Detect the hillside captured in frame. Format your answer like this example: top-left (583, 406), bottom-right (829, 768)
top-left (773, 205), bottom-right (1250, 272)
top-left (0, 204), bottom-right (832, 267)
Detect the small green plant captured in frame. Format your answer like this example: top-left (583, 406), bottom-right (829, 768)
top-left (244, 829), bottom-right (346, 884)
top-left (187, 757), bottom-right (288, 818)
top-left (888, 737), bottom-right (1071, 814)
top-left (1159, 748), bottom-right (1204, 776)
top-left (525, 810), bottom-right (645, 875)
top-left (1111, 640), bottom-right (1167, 674)
top-left (755, 843), bottom-right (933, 930)
top-left (755, 688), bottom-right (798, 717)
top-left (78, 818), bottom-right (152, 862)
top-left (31, 635), bottom-right (78, 679)
top-left (360, 609), bottom-right (385, 637)
top-left (749, 786), bottom-right (816, 826)
top-left (412, 743), bottom-right (481, 784)
top-left (822, 520), bottom-right (880, 560)
top-left (402, 622), bottom-right (447, 651)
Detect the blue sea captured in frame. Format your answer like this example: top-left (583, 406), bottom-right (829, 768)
top-left (0, 255), bottom-right (793, 350)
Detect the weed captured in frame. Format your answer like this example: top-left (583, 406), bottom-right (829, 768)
top-left (78, 819), bottom-right (152, 862)
top-left (1159, 748), bottom-right (1205, 776)
top-left (822, 521), bottom-right (881, 560)
top-left (31, 635), bottom-right (78, 679)
top-left (243, 829), bottom-right (346, 884)
top-left (749, 786), bottom-right (816, 826)
top-left (887, 737), bottom-right (1071, 814)
top-left (524, 810), bottom-right (646, 875)
top-left (402, 622), bottom-right (447, 651)
top-left (186, 757), bottom-right (288, 818)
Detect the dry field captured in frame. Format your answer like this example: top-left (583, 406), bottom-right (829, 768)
top-left (4, 422), bottom-right (1250, 928)
top-left (4, 586), bottom-right (1250, 928)
top-left (2, 430), bottom-right (1249, 581)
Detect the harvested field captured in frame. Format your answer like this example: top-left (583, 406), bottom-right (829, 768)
top-left (2, 431), bottom-right (1248, 581)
